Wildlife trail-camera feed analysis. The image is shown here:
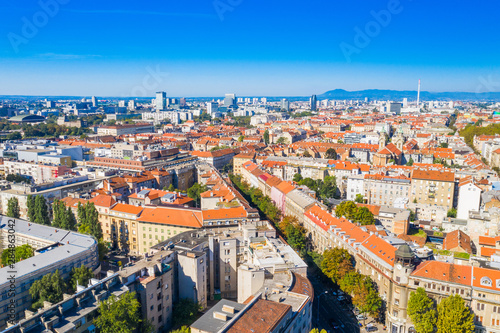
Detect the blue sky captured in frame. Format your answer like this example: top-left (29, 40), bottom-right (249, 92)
top-left (1, 0), bottom-right (500, 97)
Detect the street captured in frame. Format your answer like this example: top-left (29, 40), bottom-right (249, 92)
top-left (310, 274), bottom-right (361, 333)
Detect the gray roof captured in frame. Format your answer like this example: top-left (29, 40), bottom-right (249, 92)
top-left (395, 244), bottom-right (414, 259)
top-left (190, 299), bottom-right (245, 333)
top-left (285, 189), bottom-right (316, 209)
top-left (0, 216), bottom-right (97, 286)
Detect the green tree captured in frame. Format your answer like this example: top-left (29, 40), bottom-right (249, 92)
top-left (321, 248), bottom-right (353, 284)
top-left (353, 280), bottom-right (382, 318)
top-left (277, 136), bottom-right (288, 144)
top-left (440, 142), bottom-right (449, 148)
top-left (187, 183), bottom-right (208, 207)
top-left (447, 208), bottom-right (457, 218)
top-left (1, 244), bottom-right (34, 265)
top-left (355, 207), bottom-right (375, 225)
top-left (325, 148), bottom-right (337, 160)
top-left (95, 292), bottom-right (143, 333)
top-left (355, 194), bottom-right (364, 203)
top-left (171, 327), bottom-right (191, 333)
top-left (29, 270), bottom-right (67, 310)
top-left (303, 150), bottom-right (312, 157)
top-left (69, 265), bottom-right (94, 291)
top-left (293, 173), bottom-right (303, 183)
top-left (406, 157), bottom-right (414, 166)
top-left (173, 298), bottom-right (200, 327)
top-left (168, 184), bottom-right (176, 191)
top-left (52, 199), bottom-right (77, 231)
top-left (6, 197), bottom-right (20, 218)
top-left (279, 215), bottom-right (299, 233)
top-left (238, 135), bottom-right (244, 142)
top-left (318, 176), bottom-right (339, 199)
top-left (6, 132), bottom-right (22, 140)
top-left (309, 329), bottom-right (328, 333)
top-left (26, 195), bottom-right (36, 222)
top-left (77, 202), bottom-right (102, 240)
top-left (408, 288), bottom-right (437, 333)
top-left (98, 239), bottom-right (109, 261)
top-left (285, 223), bottom-right (306, 253)
top-left (437, 294), bottom-right (474, 333)
top-left (34, 195), bottom-right (50, 225)
top-left (263, 130), bottom-right (269, 145)
top-left (335, 201), bottom-right (358, 220)
top-left (339, 271), bottom-right (363, 295)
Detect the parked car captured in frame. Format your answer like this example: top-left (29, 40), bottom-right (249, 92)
top-left (366, 323), bottom-right (378, 332)
top-left (356, 314), bottom-right (367, 321)
top-left (337, 296), bottom-right (345, 301)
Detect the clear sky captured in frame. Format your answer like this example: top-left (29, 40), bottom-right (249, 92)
top-left (1, 0), bottom-right (500, 97)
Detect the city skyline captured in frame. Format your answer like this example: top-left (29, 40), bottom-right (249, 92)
top-left (2, 0), bottom-right (500, 96)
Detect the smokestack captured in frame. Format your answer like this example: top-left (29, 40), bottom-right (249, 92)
top-left (417, 79), bottom-right (421, 108)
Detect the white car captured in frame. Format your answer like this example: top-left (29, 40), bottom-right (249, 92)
top-left (356, 314), bottom-right (367, 321)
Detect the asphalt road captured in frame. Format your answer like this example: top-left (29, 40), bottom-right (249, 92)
top-left (310, 274), bottom-right (361, 333)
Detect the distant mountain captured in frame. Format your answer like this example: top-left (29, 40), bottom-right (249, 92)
top-left (318, 89), bottom-right (500, 101)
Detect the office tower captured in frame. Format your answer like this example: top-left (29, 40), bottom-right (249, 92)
top-left (365, 97), bottom-right (369, 103)
top-left (224, 94), bottom-right (236, 108)
top-left (388, 102), bottom-right (402, 114)
top-left (46, 100), bottom-right (55, 108)
top-left (92, 96), bottom-right (98, 107)
top-left (449, 101), bottom-right (454, 108)
top-left (281, 98), bottom-right (290, 111)
top-left (207, 101), bottom-right (218, 115)
top-left (237, 97), bottom-right (243, 103)
top-left (261, 97), bottom-right (267, 104)
top-left (118, 100), bottom-right (126, 107)
top-left (128, 100), bottom-right (136, 110)
top-left (310, 95), bottom-right (317, 111)
top-left (245, 97), bottom-right (251, 104)
top-left (180, 98), bottom-right (186, 107)
top-left (156, 91), bottom-right (167, 111)
top-left (403, 98), bottom-right (408, 108)
top-left (429, 101), bottom-right (434, 110)
top-left (321, 99), bottom-right (329, 108)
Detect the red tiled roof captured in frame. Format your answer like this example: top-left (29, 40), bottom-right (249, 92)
top-left (111, 203), bottom-right (144, 215)
top-left (411, 261), bottom-right (471, 286)
top-left (361, 235), bottom-right (396, 266)
top-left (202, 206), bottom-right (247, 220)
top-left (138, 207), bottom-right (203, 228)
top-left (411, 169), bottom-right (455, 182)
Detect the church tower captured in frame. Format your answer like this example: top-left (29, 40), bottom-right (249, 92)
top-left (393, 125), bottom-right (405, 151)
top-left (379, 128), bottom-right (388, 151)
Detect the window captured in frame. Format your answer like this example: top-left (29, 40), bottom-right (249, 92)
top-left (480, 277), bottom-right (492, 287)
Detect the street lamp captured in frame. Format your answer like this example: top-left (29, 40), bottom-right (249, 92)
top-left (317, 291), bottom-right (328, 326)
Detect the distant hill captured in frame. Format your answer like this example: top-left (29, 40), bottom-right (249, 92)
top-left (318, 89), bottom-right (500, 101)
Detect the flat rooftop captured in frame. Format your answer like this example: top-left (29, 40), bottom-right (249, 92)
top-left (0, 217), bottom-right (97, 286)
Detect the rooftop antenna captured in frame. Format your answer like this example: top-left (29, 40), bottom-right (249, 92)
top-left (417, 79), bottom-right (421, 108)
